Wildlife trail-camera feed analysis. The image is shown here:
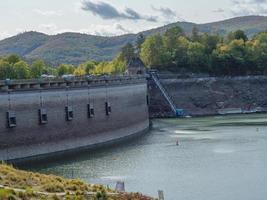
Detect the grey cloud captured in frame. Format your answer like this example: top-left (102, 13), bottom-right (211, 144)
top-left (81, 0), bottom-right (157, 22)
top-left (231, 0), bottom-right (267, 16)
top-left (115, 24), bottom-right (131, 34)
top-left (249, 0), bottom-right (267, 3)
top-left (151, 6), bottom-right (177, 18)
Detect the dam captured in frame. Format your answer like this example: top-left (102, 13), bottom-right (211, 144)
top-left (0, 76), bottom-right (149, 161)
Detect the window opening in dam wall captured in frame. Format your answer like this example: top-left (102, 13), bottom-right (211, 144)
top-left (87, 104), bottom-right (95, 118)
top-left (39, 108), bottom-right (48, 125)
top-left (105, 102), bottom-right (111, 116)
top-left (65, 106), bottom-right (74, 121)
top-left (6, 111), bottom-right (16, 128)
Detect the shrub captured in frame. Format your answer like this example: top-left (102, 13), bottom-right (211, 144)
top-left (44, 183), bottom-right (65, 193)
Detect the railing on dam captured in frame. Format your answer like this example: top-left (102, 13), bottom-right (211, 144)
top-left (0, 75), bottom-right (146, 92)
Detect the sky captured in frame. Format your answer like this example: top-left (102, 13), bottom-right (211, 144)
top-left (0, 0), bottom-right (267, 40)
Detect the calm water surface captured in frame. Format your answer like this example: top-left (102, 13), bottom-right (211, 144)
top-left (22, 114), bottom-right (267, 200)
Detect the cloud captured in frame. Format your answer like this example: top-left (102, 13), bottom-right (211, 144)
top-left (33, 9), bottom-right (63, 16)
top-left (81, 0), bottom-right (157, 22)
top-left (213, 8), bottom-right (225, 13)
top-left (151, 5), bottom-right (185, 22)
top-left (88, 23), bottom-right (132, 36)
top-left (115, 24), bottom-right (131, 34)
top-left (151, 6), bottom-right (176, 18)
top-left (249, 0), bottom-right (267, 3)
top-left (231, 0), bottom-right (267, 16)
top-left (0, 31), bottom-right (12, 40)
top-left (37, 23), bottom-right (132, 37)
top-left (39, 24), bottom-right (58, 31)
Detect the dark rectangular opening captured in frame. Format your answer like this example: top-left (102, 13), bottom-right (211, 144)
top-left (39, 108), bottom-right (48, 124)
top-left (65, 106), bottom-right (73, 121)
top-left (87, 104), bottom-right (94, 118)
top-left (105, 102), bottom-right (111, 116)
top-left (6, 111), bottom-right (16, 128)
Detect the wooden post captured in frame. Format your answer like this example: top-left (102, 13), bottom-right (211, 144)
top-left (115, 181), bottom-right (125, 192)
top-left (158, 190), bottom-right (164, 200)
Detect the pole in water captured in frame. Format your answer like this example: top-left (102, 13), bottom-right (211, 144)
top-left (176, 139), bottom-right (179, 146)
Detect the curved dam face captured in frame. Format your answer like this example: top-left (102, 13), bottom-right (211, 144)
top-left (0, 77), bottom-right (149, 161)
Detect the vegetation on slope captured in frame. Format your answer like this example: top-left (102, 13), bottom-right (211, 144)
top-left (0, 164), bottom-right (154, 200)
top-left (0, 16), bottom-right (266, 64)
top-left (1, 22), bottom-right (267, 79)
top-left (138, 27), bottom-right (267, 76)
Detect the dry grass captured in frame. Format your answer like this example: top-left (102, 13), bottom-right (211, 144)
top-left (0, 163), bottom-right (154, 200)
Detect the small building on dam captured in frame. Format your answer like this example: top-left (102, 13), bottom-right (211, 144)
top-left (0, 75), bottom-right (150, 161)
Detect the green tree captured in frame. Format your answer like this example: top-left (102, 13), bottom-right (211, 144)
top-left (6, 54), bottom-right (20, 65)
top-left (227, 30), bottom-right (248, 42)
top-left (0, 60), bottom-right (15, 79)
top-left (173, 36), bottom-right (190, 70)
top-left (191, 26), bottom-right (201, 42)
top-left (201, 33), bottom-right (221, 54)
top-left (111, 53), bottom-right (127, 74)
top-left (79, 61), bottom-right (96, 74)
top-left (254, 33), bottom-right (267, 73)
top-left (13, 61), bottom-right (31, 79)
top-left (57, 64), bottom-right (75, 76)
top-left (163, 26), bottom-right (184, 51)
top-left (187, 42), bottom-right (208, 72)
top-left (140, 34), bottom-right (164, 68)
top-left (31, 60), bottom-right (46, 78)
top-left (212, 39), bottom-right (249, 75)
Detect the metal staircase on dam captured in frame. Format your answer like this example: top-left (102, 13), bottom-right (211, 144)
top-left (150, 72), bottom-right (184, 117)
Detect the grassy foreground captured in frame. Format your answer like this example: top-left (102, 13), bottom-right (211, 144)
top-left (0, 164), bottom-right (154, 200)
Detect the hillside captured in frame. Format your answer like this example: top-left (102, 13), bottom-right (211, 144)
top-left (0, 15), bottom-right (266, 65)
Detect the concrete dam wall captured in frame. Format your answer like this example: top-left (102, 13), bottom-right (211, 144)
top-left (149, 75), bottom-right (267, 117)
top-left (0, 76), bottom-right (149, 161)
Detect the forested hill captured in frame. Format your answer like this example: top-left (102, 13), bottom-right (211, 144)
top-left (0, 15), bottom-right (267, 65)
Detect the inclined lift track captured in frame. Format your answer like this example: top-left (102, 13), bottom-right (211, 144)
top-left (150, 72), bottom-right (185, 117)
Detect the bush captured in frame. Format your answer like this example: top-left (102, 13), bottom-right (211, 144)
top-left (44, 183), bottom-right (65, 193)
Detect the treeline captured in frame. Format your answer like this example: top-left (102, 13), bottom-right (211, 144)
top-left (1, 26), bottom-right (267, 80)
top-left (0, 54), bottom-right (126, 80)
top-left (136, 27), bottom-right (267, 76)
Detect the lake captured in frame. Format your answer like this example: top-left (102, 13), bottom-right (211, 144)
top-left (21, 114), bottom-right (267, 200)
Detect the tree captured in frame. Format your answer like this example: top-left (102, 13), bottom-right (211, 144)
top-left (57, 64), bottom-right (75, 76)
top-left (6, 54), bottom-right (20, 65)
top-left (173, 36), bottom-right (190, 70)
top-left (136, 33), bottom-right (145, 55)
top-left (0, 60), bottom-right (15, 79)
top-left (121, 43), bottom-right (135, 63)
top-left (191, 26), bottom-right (200, 42)
top-left (254, 33), bottom-right (267, 73)
top-left (212, 39), bottom-right (249, 76)
top-left (13, 61), bottom-right (31, 79)
top-left (201, 33), bottom-right (221, 54)
top-left (111, 53), bottom-right (127, 74)
top-left (163, 26), bottom-right (184, 51)
top-left (140, 34), bottom-right (164, 68)
top-left (31, 60), bottom-right (46, 78)
top-left (227, 30), bottom-right (248, 42)
top-left (187, 42), bottom-right (208, 73)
